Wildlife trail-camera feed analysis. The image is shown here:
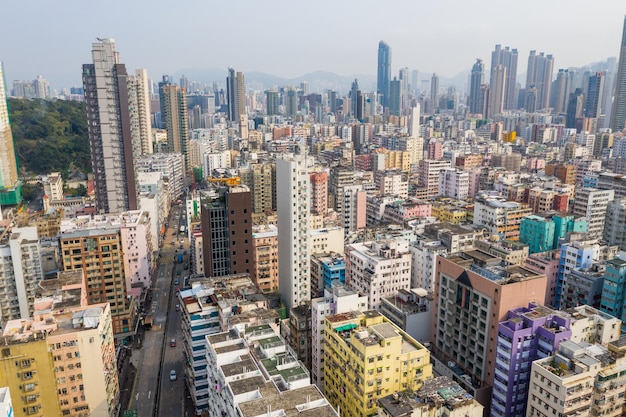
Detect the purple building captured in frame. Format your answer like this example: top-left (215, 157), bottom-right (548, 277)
top-left (490, 303), bottom-right (571, 417)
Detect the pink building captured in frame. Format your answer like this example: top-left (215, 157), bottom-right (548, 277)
top-left (382, 199), bottom-right (432, 224)
top-left (428, 141), bottom-right (443, 160)
top-left (524, 250), bottom-right (560, 307)
top-left (310, 172), bottom-right (328, 215)
top-left (526, 157), bottom-right (546, 171)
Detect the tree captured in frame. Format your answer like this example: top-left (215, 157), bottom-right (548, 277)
top-left (8, 98), bottom-right (90, 175)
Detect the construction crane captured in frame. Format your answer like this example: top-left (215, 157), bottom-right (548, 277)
top-left (208, 177), bottom-right (241, 187)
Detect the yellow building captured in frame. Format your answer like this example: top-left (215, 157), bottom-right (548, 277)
top-left (0, 332), bottom-right (61, 417)
top-left (385, 150), bottom-right (411, 172)
top-left (431, 204), bottom-right (469, 224)
top-left (323, 310), bottom-right (432, 417)
top-left (3, 301), bottom-right (119, 417)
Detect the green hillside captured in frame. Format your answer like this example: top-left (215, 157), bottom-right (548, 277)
top-left (8, 98), bottom-right (90, 175)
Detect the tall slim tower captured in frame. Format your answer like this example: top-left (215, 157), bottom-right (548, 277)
top-left (490, 45), bottom-right (518, 111)
top-left (82, 38), bottom-right (138, 213)
top-left (0, 62), bottom-right (19, 202)
top-left (469, 58), bottom-right (485, 114)
top-left (489, 64), bottom-right (507, 117)
top-left (584, 72), bottom-right (605, 118)
top-left (377, 41), bottom-right (391, 108)
top-left (159, 75), bottom-right (189, 171)
top-left (430, 73), bottom-right (439, 111)
top-left (132, 69), bottom-right (153, 155)
top-left (227, 67), bottom-right (245, 121)
top-left (611, 16), bottom-right (626, 132)
top-left (276, 145), bottom-right (310, 311)
top-left (525, 51), bottom-right (554, 110)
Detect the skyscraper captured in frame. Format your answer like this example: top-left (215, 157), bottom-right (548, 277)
top-left (265, 89), bottom-right (278, 116)
top-left (388, 77), bottom-right (401, 116)
top-left (226, 67), bottom-right (245, 121)
top-left (0, 62), bottom-right (20, 204)
top-left (489, 64), bottom-right (507, 117)
top-left (377, 41), bottom-right (391, 108)
top-left (82, 38), bottom-right (138, 213)
top-left (430, 73), bottom-right (439, 111)
top-left (584, 72), bottom-right (605, 118)
top-left (276, 145), bottom-right (310, 311)
top-left (525, 51), bottom-right (554, 110)
top-left (130, 69), bottom-right (153, 155)
top-left (468, 58), bottom-right (485, 114)
top-left (159, 75), bottom-right (189, 171)
top-left (490, 45), bottom-right (518, 111)
top-left (551, 68), bottom-right (574, 113)
top-left (399, 67), bottom-right (410, 112)
top-left (611, 16), bottom-right (626, 132)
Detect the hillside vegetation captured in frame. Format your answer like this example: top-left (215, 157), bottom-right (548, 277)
top-left (8, 98), bottom-right (91, 175)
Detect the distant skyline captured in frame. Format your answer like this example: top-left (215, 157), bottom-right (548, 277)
top-left (1, 0), bottom-right (624, 91)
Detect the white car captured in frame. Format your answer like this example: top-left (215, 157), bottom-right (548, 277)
top-left (169, 370), bottom-right (177, 381)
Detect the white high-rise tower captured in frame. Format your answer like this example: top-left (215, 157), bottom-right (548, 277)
top-left (276, 144), bottom-right (310, 310)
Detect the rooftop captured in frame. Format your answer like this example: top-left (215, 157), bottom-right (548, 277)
top-left (237, 384), bottom-right (338, 417)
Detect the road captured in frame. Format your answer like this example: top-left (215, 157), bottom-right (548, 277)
top-left (127, 203), bottom-right (190, 417)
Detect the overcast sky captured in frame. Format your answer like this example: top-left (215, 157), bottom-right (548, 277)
top-left (1, 0), bottom-right (624, 89)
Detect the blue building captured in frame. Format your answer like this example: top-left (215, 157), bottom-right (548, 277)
top-left (600, 257), bottom-right (626, 327)
top-left (491, 303), bottom-right (571, 417)
top-left (519, 212), bottom-right (586, 254)
top-left (322, 256), bottom-right (346, 289)
top-left (555, 239), bottom-right (599, 309)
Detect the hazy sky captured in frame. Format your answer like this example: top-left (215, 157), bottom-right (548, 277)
top-left (1, 0), bottom-right (624, 89)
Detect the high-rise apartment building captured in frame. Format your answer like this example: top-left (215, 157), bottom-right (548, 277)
top-left (418, 159), bottom-right (451, 197)
top-left (129, 69), bottom-right (153, 155)
top-left (200, 185), bottom-right (253, 277)
top-left (489, 64), bottom-right (506, 116)
top-left (239, 162), bottom-right (275, 214)
top-left (227, 67), bottom-right (245, 121)
top-left (490, 45), bottom-right (518, 111)
top-left (604, 198), bottom-right (626, 249)
top-left (0, 62), bottom-right (21, 205)
top-left (59, 227), bottom-right (136, 335)
top-left (572, 187), bottom-right (614, 238)
top-left (345, 239), bottom-right (412, 310)
top-left (430, 73), bottom-right (439, 110)
top-left (584, 71), bottom-right (605, 118)
top-left (525, 51), bottom-right (554, 110)
top-left (82, 39), bottom-right (138, 214)
top-left (0, 331), bottom-right (61, 417)
top-left (432, 251), bottom-right (547, 409)
top-left (0, 227), bottom-right (44, 323)
top-left (468, 59), bottom-right (485, 115)
top-left (265, 89), bottom-right (278, 116)
top-left (610, 15), bottom-right (626, 132)
top-left (527, 339), bottom-right (625, 417)
top-left (159, 75), bottom-right (189, 171)
top-left (311, 284), bottom-right (368, 391)
top-left (250, 224), bottom-right (278, 293)
top-left (323, 310), bottom-right (432, 417)
top-left (276, 147), bottom-right (310, 310)
top-left (552, 68), bottom-right (573, 113)
top-left (377, 41), bottom-right (392, 108)
top-left (491, 303), bottom-right (572, 417)
top-left (600, 257), bottom-right (626, 324)
top-left (309, 171), bottom-right (328, 216)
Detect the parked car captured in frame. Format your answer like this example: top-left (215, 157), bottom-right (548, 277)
top-left (174, 278), bottom-right (179, 285)
top-left (170, 370), bottom-right (177, 381)
top-left (170, 338), bottom-right (176, 347)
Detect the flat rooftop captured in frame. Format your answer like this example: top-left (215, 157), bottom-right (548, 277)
top-left (237, 384), bottom-right (337, 417)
